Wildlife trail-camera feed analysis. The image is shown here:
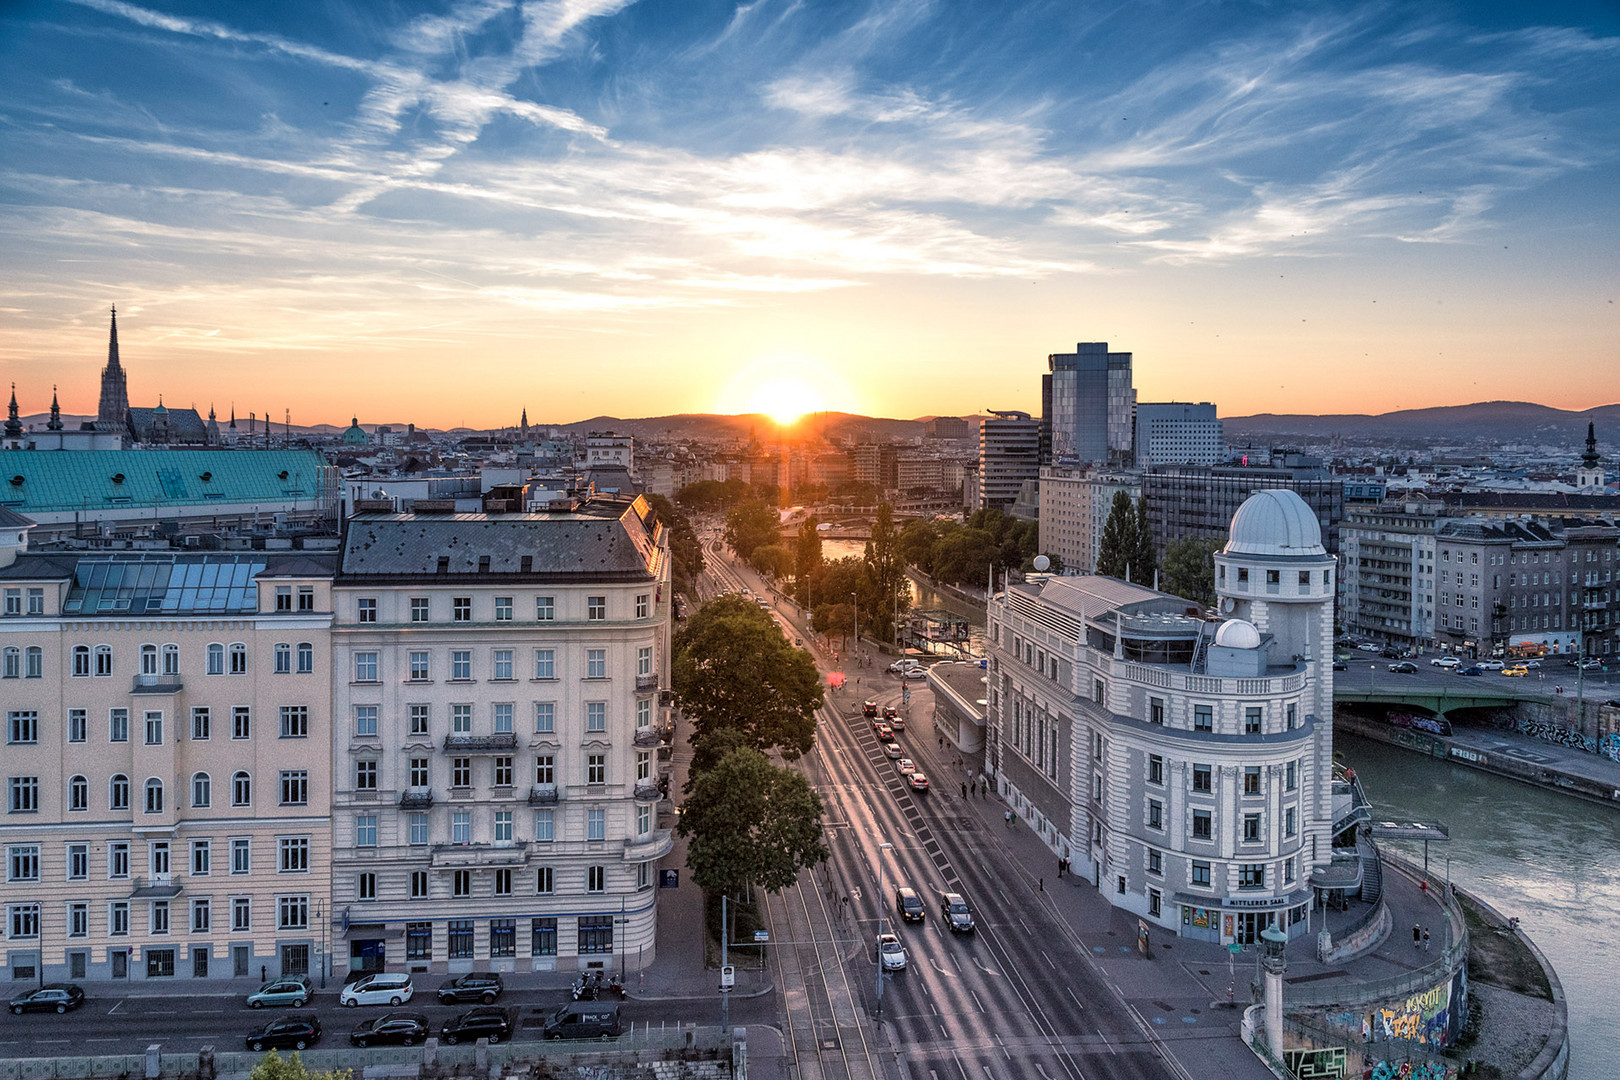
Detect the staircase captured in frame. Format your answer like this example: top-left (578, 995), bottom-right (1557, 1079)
top-left (1359, 842), bottom-right (1383, 904)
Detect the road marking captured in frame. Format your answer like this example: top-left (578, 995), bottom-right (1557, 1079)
top-left (1066, 986), bottom-right (1086, 1010)
top-left (1039, 947), bottom-right (1055, 969)
top-left (969, 989), bottom-right (985, 1013)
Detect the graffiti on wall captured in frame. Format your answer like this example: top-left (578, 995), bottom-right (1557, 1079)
top-left (1327, 969), bottom-right (1466, 1051)
top-left (1367, 1061), bottom-right (1456, 1080)
top-left (1284, 1046), bottom-right (1346, 1078)
top-left (1599, 732), bottom-right (1620, 763)
top-left (1387, 711), bottom-right (1452, 737)
top-left (1513, 715), bottom-right (1598, 753)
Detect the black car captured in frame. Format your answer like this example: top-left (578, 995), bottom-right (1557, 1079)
top-left (941, 892), bottom-right (975, 933)
top-left (441, 1006), bottom-right (513, 1045)
top-left (1331, 660), bottom-right (1348, 671)
top-left (862, 700), bottom-right (879, 718)
top-left (349, 1013), bottom-right (430, 1047)
top-left (436, 971), bottom-right (504, 1005)
top-left (1387, 661), bottom-right (1418, 674)
top-left (894, 886), bottom-right (925, 923)
top-left (246, 1014), bottom-right (321, 1052)
top-left (9, 984), bottom-right (85, 1014)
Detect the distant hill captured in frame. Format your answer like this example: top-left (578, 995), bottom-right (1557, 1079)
top-left (550, 412), bottom-right (928, 443)
top-left (1224, 401), bottom-right (1620, 449)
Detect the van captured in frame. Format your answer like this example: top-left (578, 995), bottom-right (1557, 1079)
top-left (543, 1001), bottom-right (621, 1040)
top-left (339, 972), bottom-right (414, 1007)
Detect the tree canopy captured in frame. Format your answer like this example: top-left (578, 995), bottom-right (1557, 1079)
top-left (250, 1053), bottom-right (350, 1080)
top-left (723, 501), bottom-right (781, 561)
top-left (748, 542), bottom-right (792, 580)
top-left (894, 508), bottom-right (1042, 587)
top-left (1161, 534), bottom-right (1224, 607)
top-left (671, 595), bottom-right (823, 759)
top-left (792, 517), bottom-right (823, 607)
top-left (677, 745), bottom-right (829, 896)
top-left (676, 478), bottom-right (752, 512)
top-left (862, 501), bottom-right (909, 643)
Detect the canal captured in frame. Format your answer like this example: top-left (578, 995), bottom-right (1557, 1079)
top-left (1338, 732), bottom-right (1619, 1080)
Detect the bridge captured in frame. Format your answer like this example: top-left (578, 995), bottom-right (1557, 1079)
top-left (1334, 686), bottom-right (1524, 724)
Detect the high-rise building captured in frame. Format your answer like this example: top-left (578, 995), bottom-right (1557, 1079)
top-left (1134, 403), bottom-right (1223, 467)
top-left (1143, 460), bottom-right (1344, 560)
top-left (978, 411), bottom-right (1041, 510)
top-left (926, 416), bottom-right (970, 441)
top-left (986, 489), bottom-right (1336, 945)
top-left (1042, 343), bottom-right (1135, 466)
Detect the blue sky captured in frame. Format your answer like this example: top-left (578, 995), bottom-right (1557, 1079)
top-left (1, 0), bottom-right (1617, 427)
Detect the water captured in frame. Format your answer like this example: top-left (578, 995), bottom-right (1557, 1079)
top-left (1337, 732), bottom-right (1620, 1080)
top-left (820, 540), bottom-right (989, 657)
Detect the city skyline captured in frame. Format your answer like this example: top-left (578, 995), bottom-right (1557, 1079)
top-left (2, 1), bottom-right (1618, 426)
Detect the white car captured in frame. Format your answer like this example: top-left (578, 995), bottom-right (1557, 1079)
top-left (1477, 659), bottom-right (1505, 670)
top-left (1356, 643), bottom-right (1380, 652)
top-left (888, 659), bottom-right (923, 674)
top-left (1431, 657), bottom-right (1461, 668)
top-left (877, 933), bottom-right (907, 972)
top-left (897, 758), bottom-right (916, 775)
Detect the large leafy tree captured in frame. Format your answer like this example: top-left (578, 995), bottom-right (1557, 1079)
top-left (1133, 497), bottom-right (1158, 587)
top-left (250, 1053), bottom-right (349, 1080)
top-left (678, 746), bottom-right (829, 896)
top-left (749, 542), bottom-right (792, 580)
top-left (1161, 534), bottom-right (1225, 606)
top-left (1096, 490), bottom-right (1138, 580)
top-left (898, 519), bottom-right (940, 576)
top-left (931, 526), bottom-right (1000, 586)
top-left (645, 494), bottom-right (703, 597)
top-left (672, 595), bottom-right (823, 759)
top-left (676, 478), bottom-right (751, 512)
top-left (723, 500), bottom-right (780, 561)
top-left (793, 517), bottom-right (823, 606)
top-left (863, 501), bottom-right (909, 642)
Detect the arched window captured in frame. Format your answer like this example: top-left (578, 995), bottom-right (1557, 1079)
top-left (162, 644), bottom-right (180, 676)
top-left (69, 775), bottom-right (88, 812)
top-left (110, 774), bottom-right (130, 811)
top-left (232, 771), bottom-right (252, 807)
top-left (206, 643), bottom-right (224, 675)
top-left (72, 645), bottom-right (91, 677)
top-left (140, 644), bottom-right (159, 675)
top-left (191, 773), bottom-right (211, 808)
top-left (94, 644), bottom-right (113, 676)
top-left (24, 646), bottom-right (41, 679)
top-left (297, 642), bottom-right (314, 674)
top-left (1, 647), bottom-right (17, 679)
top-left (144, 778), bottom-right (164, 814)
top-left (229, 643), bottom-right (247, 674)
top-left (274, 643), bottom-right (291, 674)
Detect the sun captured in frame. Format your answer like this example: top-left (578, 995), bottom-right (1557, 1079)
top-left (746, 378), bottom-right (827, 425)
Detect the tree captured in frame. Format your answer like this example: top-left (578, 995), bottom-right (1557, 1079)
top-left (1133, 497), bottom-right (1157, 587)
top-left (863, 501), bottom-right (909, 643)
top-left (931, 527), bottom-right (999, 586)
top-left (1096, 490), bottom-right (1137, 580)
top-left (898, 519), bottom-right (940, 576)
top-left (749, 542), bottom-right (792, 580)
top-left (793, 517), bottom-right (823, 606)
top-left (678, 746), bottom-right (829, 896)
top-left (1161, 535), bottom-right (1225, 607)
top-left (813, 601), bottom-right (856, 646)
top-left (723, 501), bottom-right (780, 561)
top-left (250, 1052), bottom-right (350, 1080)
top-left (676, 478), bottom-right (750, 512)
top-left (646, 494), bottom-right (704, 597)
top-left (672, 595), bottom-right (823, 759)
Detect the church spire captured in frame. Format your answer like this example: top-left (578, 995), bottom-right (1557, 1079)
top-left (5, 383), bottom-right (21, 438)
top-left (48, 386), bottom-right (62, 431)
top-left (97, 305), bottom-right (131, 429)
top-left (1582, 421), bottom-right (1601, 468)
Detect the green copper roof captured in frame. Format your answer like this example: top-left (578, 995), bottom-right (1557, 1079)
top-left (0, 449), bottom-right (331, 513)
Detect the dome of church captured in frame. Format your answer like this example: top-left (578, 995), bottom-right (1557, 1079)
top-left (341, 417), bottom-right (369, 445)
top-left (1224, 489), bottom-right (1325, 557)
top-left (1213, 618), bottom-right (1262, 649)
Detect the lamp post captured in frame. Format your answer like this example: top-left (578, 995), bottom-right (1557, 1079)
top-left (876, 841), bottom-right (892, 1019)
top-left (314, 899), bottom-right (326, 988)
top-left (1259, 924), bottom-right (1288, 1060)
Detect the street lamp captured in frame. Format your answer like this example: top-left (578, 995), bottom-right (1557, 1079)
top-left (851, 592), bottom-right (860, 657)
top-left (876, 841), bottom-right (893, 1019)
top-left (314, 899), bottom-right (326, 988)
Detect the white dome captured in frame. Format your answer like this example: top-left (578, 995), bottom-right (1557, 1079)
top-left (1224, 489), bottom-right (1325, 556)
top-left (1213, 618), bottom-right (1262, 649)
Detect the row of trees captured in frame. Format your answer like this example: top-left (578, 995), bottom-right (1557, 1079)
top-left (676, 478), bottom-right (888, 515)
top-left (645, 493), bottom-right (704, 598)
top-left (897, 507), bottom-right (1050, 587)
top-left (1094, 491), bottom-right (1223, 606)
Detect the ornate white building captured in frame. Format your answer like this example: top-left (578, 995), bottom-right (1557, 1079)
top-left (986, 489), bottom-right (1335, 944)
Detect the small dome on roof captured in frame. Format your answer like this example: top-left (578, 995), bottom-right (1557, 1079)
top-left (1214, 619), bottom-right (1262, 649)
top-left (341, 417), bottom-right (370, 445)
top-left (1224, 489), bottom-right (1325, 557)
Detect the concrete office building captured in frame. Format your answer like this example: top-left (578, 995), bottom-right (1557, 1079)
top-left (1042, 343), bottom-right (1135, 466)
top-left (1134, 403), bottom-right (1223, 468)
top-left (1038, 467), bottom-right (1142, 575)
top-left (1143, 461), bottom-right (1344, 560)
top-left (1339, 505), bottom-right (1444, 649)
top-left (986, 490), bottom-right (1335, 945)
top-left (329, 495), bottom-right (673, 977)
top-left (0, 523), bottom-right (337, 985)
top-left (978, 411), bottom-right (1041, 511)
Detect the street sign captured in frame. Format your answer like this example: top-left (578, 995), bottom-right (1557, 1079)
top-left (719, 965), bottom-right (735, 989)
top-left (753, 930), bottom-right (770, 942)
top-left (660, 869), bottom-right (679, 888)
top-left (1228, 943), bottom-right (1243, 955)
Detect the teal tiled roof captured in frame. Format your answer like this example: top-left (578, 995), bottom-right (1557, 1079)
top-left (0, 449), bottom-right (331, 513)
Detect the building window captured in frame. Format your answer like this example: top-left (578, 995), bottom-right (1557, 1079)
top-left (1147, 754), bottom-right (1163, 785)
top-left (587, 596), bottom-right (606, 620)
top-left (274, 643), bottom-right (291, 674)
top-left (1149, 697), bottom-right (1164, 725)
top-left (536, 596), bottom-right (554, 621)
top-left (411, 870), bottom-right (429, 898)
top-left (534, 808), bottom-right (555, 842)
top-left (586, 866), bottom-right (605, 894)
top-left (533, 865), bottom-right (555, 894)
top-left (109, 842), bottom-right (129, 878)
top-left (410, 597), bottom-right (429, 622)
top-left (587, 807), bottom-right (606, 841)
top-left (531, 917), bottom-right (557, 956)
top-left (232, 772), bottom-right (252, 807)
top-left (191, 707), bottom-right (210, 740)
top-left (355, 652), bottom-right (378, 682)
top-left (1192, 763), bottom-right (1211, 793)
top-left (109, 901), bottom-right (129, 935)
top-left (357, 815), bottom-right (378, 847)
top-left (1243, 766), bottom-right (1262, 796)
top-left (7, 844), bottom-right (40, 881)
top-left (490, 918), bottom-right (516, 957)
top-left (495, 810), bottom-right (513, 842)
top-left (452, 597), bottom-right (472, 622)
top-left (409, 813), bottom-right (429, 845)
top-left (109, 708), bottom-right (129, 742)
top-left (535, 702), bottom-right (555, 733)
top-left (1284, 807), bottom-right (1297, 838)
top-left (355, 760), bottom-right (378, 790)
top-left (534, 755), bottom-right (555, 785)
top-left (636, 594), bottom-right (649, 618)
top-left (144, 710), bottom-right (164, 746)
top-left (7, 711), bottom-right (37, 744)
top-left (493, 650), bottom-right (513, 681)
top-left (358, 872), bottom-right (376, 901)
top-left (587, 702), bottom-right (607, 732)
top-left (275, 586), bottom-right (292, 612)
top-left (149, 900), bottom-right (171, 935)
top-left (406, 922), bottom-right (432, 959)
top-left (191, 773), bottom-right (211, 808)
top-left (1192, 810), bottom-right (1212, 840)
top-left (409, 651), bottom-right (430, 681)
top-left (452, 758), bottom-right (472, 788)
top-left (587, 754), bottom-right (606, 785)
top-left (279, 706), bottom-right (308, 739)
top-left (638, 803), bottom-right (651, 836)
top-left (95, 644), bottom-right (114, 676)
top-left (1190, 861), bottom-right (1211, 887)
top-left (278, 838), bottom-right (309, 873)
top-left (229, 643), bottom-right (247, 674)
top-left (1284, 857), bottom-right (1297, 884)
top-left (1148, 889), bottom-right (1162, 917)
top-left (72, 645), bottom-right (91, 677)
top-left (69, 902), bottom-right (89, 938)
top-left (451, 650), bottom-right (472, 680)
top-left (494, 757), bottom-right (513, 787)
top-left (494, 596), bottom-right (513, 621)
top-left (637, 699), bottom-right (651, 730)
top-left (1286, 703), bottom-right (1298, 730)
top-left (452, 810), bottom-right (471, 843)
top-left (1244, 707), bottom-right (1262, 735)
top-left (1243, 813), bottom-right (1261, 843)
top-left (7, 902), bottom-right (40, 940)
top-left (1093, 678), bottom-right (1104, 704)
top-left (637, 647), bottom-right (653, 676)
top-left (231, 839), bottom-right (250, 874)
top-left (579, 913), bottom-right (612, 951)
top-left (587, 648), bottom-right (606, 679)
top-left (1147, 849), bottom-right (1162, 876)
top-left (357, 597), bottom-right (376, 623)
top-left (233, 707), bottom-right (251, 739)
top-left (110, 774), bottom-right (129, 811)
top-left (69, 775), bottom-right (88, 812)
top-left (280, 771), bottom-right (308, 806)
top-left (143, 778), bottom-right (164, 814)
top-left (277, 895), bottom-right (309, 930)
top-left (1194, 705), bottom-right (1213, 732)
top-left (534, 649), bottom-right (556, 680)
top-left (355, 705), bottom-right (378, 737)
top-left (232, 896), bottom-right (251, 930)
top-left (452, 870), bottom-right (472, 898)
top-left (1147, 799), bottom-right (1163, 830)
top-left (192, 898), bottom-right (211, 933)
top-left (1285, 761), bottom-right (1298, 791)
top-left (1238, 864), bottom-right (1266, 889)
top-left (409, 758), bottom-right (429, 788)
top-left (409, 704), bottom-right (430, 736)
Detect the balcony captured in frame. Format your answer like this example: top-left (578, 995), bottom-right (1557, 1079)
top-left (635, 673), bottom-right (659, 692)
top-left (632, 728), bottom-right (661, 749)
top-left (430, 841), bottom-right (530, 869)
top-left (528, 783), bottom-right (560, 805)
top-left (399, 788), bottom-right (434, 810)
top-left (130, 875), bottom-right (182, 899)
top-left (443, 733), bottom-right (518, 753)
top-left (131, 673), bottom-right (183, 694)
top-left (633, 782), bottom-right (664, 803)
top-left (623, 828), bottom-right (674, 862)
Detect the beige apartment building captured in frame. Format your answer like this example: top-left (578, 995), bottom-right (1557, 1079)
top-left (0, 521), bottom-right (335, 985)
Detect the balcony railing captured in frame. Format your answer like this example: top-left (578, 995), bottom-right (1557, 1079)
top-left (132, 673), bottom-right (183, 693)
top-left (635, 673), bottom-right (659, 692)
top-left (623, 828), bottom-right (674, 862)
top-left (632, 729), bottom-right (661, 748)
top-left (528, 783), bottom-right (560, 805)
top-left (430, 841), bottom-right (530, 868)
top-left (443, 733), bottom-right (518, 753)
top-left (399, 788), bottom-right (434, 810)
top-left (633, 782), bottom-right (663, 803)
top-left (130, 875), bottom-right (183, 898)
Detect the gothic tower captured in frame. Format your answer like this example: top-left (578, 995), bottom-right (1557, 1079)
top-left (97, 306), bottom-right (130, 430)
top-left (1576, 421), bottom-right (1605, 491)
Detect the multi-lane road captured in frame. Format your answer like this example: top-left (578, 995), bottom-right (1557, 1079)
top-left (702, 539), bottom-right (1183, 1080)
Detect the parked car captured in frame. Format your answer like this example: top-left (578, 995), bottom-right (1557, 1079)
top-left (863, 700), bottom-right (879, 718)
top-left (877, 933), bottom-right (907, 972)
top-left (543, 1002), bottom-right (621, 1040)
top-left (9, 984), bottom-right (84, 1015)
top-left (440, 1006), bottom-right (512, 1045)
top-left (1431, 657), bottom-right (1462, 668)
top-left (907, 772), bottom-right (930, 792)
top-left (436, 972), bottom-right (503, 1005)
top-left (941, 892), bottom-right (975, 932)
top-left (1521, 659), bottom-right (1541, 669)
top-left (1578, 659), bottom-right (1602, 671)
top-left (247, 974), bottom-right (313, 1009)
top-left (1387, 662), bottom-right (1418, 674)
top-left (339, 972), bottom-right (414, 1008)
top-left (901, 666), bottom-right (928, 680)
top-left (888, 659), bottom-right (922, 674)
top-left (897, 757), bottom-right (916, 775)
top-left (1332, 660), bottom-right (1348, 671)
top-left (1356, 643), bottom-right (1380, 652)
top-left (349, 1013), bottom-right (430, 1047)
top-left (1477, 659), bottom-right (1505, 670)
top-left (245, 1014), bottom-right (321, 1052)
top-left (894, 886), bottom-right (926, 923)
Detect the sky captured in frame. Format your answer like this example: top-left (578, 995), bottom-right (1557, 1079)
top-left (1, 0), bottom-right (1618, 429)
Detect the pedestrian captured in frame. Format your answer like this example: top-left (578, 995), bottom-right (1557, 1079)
top-left (967, 766), bottom-right (974, 781)
top-left (1039, 877), bottom-right (1044, 892)
top-left (1413, 924), bottom-right (1421, 949)
top-left (1423, 927), bottom-right (1431, 952)
top-left (961, 781), bottom-right (968, 798)
top-left (980, 779), bottom-right (988, 798)
top-left (262, 964), bottom-right (268, 982)
top-left (1058, 857), bottom-right (1065, 879)
top-left (939, 736), bottom-right (944, 748)
top-left (1005, 809), bottom-right (1014, 827)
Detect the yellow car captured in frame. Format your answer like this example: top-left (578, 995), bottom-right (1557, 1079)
top-left (1501, 666), bottom-right (1529, 677)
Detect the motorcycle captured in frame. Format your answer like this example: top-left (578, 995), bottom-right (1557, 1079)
top-left (606, 974), bottom-right (626, 1000)
top-left (570, 971), bottom-right (601, 1001)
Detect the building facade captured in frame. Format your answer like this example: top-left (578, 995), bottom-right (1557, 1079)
top-left (1042, 342), bottom-right (1135, 466)
top-left (1038, 467), bottom-right (1142, 575)
top-left (978, 411), bottom-right (1041, 510)
top-left (1133, 403), bottom-right (1223, 468)
top-left (1338, 504), bottom-right (1443, 648)
top-left (1143, 461), bottom-right (1344, 560)
top-left (986, 490), bottom-right (1335, 945)
top-left (329, 497), bottom-right (673, 978)
top-left (0, 537), bottom-right (336, 985)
